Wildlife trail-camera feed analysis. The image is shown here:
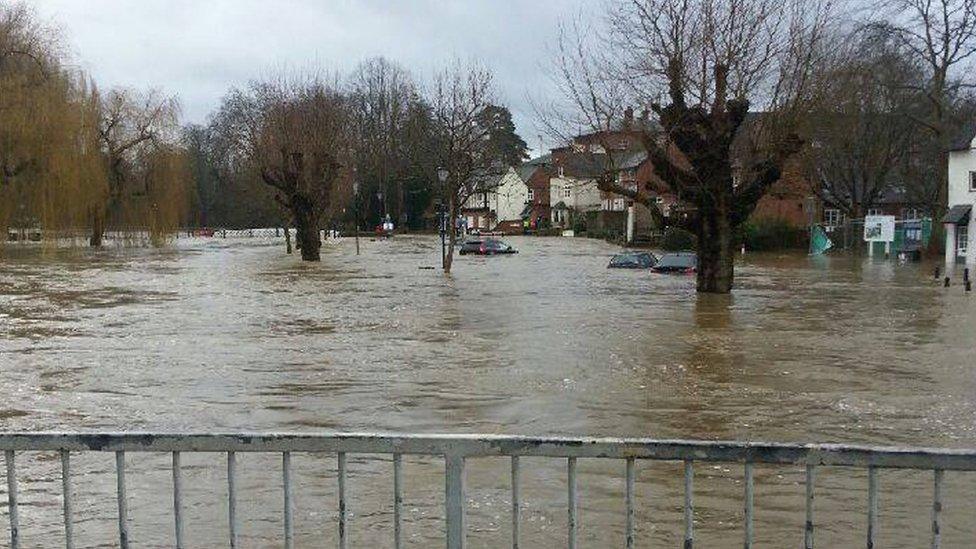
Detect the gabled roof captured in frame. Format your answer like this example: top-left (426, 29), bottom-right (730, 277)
top-left (517, 164), bottom-right (540, 182)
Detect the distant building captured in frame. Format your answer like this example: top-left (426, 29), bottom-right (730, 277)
top-left (518, 159), bottom-right (552, 229)
top-left (945, 125), bottom-right (976, 267)
top-left (460, 166), bottom-right (528, 234)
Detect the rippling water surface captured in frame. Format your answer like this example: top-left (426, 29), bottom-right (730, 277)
top-left (2, 235), bottom-right (975, 547)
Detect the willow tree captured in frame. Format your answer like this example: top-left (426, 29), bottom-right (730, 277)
top-left (210, 75), bottom-right (354, 261)
top-left (549, 0), bottom-right (834, 293)
top-left (0, 2), bottom-right (104, 238)
top-left (91, 87), bottom-right (187, 246)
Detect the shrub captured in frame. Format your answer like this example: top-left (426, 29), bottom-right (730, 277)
top-left (738, 219), bottom-right (807, 251)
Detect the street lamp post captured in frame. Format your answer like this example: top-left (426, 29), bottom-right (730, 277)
top-left (353, 181), bottom-right (360, 255)
top-left (437, 168), bottom-right (449, 269)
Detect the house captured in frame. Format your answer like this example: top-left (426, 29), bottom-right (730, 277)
top-left (945, 124), bottom-right (976, 267)
top-left (460, 166), bottom-right (528, 234)
top-left (547, 154), bottom-right (604, 229)
top-left (518, 158), bottom-right (552, 229)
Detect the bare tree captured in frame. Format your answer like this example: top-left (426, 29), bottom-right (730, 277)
top-left (92, 88), bottom-right (182, 246)
top-left (803, 29), bottom-right (923, 221)
top-left (349, 57), bottom-right (417, 228)
top-left (210, 74), bottom-right (354, 261)
top-left (871, 0), bottom-right (976, 217)
top-left (427, 61), bottom-right (497, 273)
top-left (546, 0), bottom-right (835, 293)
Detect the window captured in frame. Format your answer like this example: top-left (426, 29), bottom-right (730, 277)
top-left (867, 208), bottom-right (883, 216)
top-left (958, 225), bottom-right (969, 256)
top-left (558, 166), bottom-right (565, 177)
top-left (901, 208), bottom-right (920, 221)
top-left (824, 209), bottom-right (841, 227)
top-left (564, 186), bottom-right (572, 198)
top-left (970, 171), bottom-right (976, 191)
top-left (527, 188), bottom-right (534, 201)
top-left (655, 196), bottom-right (664, 204)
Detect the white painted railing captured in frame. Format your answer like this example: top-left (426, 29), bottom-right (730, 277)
top-left (1, 432), bottom-right (974, 549)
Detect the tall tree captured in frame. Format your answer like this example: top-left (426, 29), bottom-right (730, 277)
top-left (803, 29), bottom-right (923, 221)
top-left (349, 57), bottom-right (417, 227)
top-left (548, 0), bottom-right (834, 293)
top-left (428, 61), bottom-right (497, 273)
top-left (210, 75), bottom-right (354, 261)
top-left (872, 0), bottom-right (976, 218)
top-left (477, 104), bottom-right (529, 166)
top-left (92, 87), bottom-right (185, 246)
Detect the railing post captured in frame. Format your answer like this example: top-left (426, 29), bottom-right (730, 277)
top-left (568, 457), bottom-right (578, 549)
top-left (625, 457), bottom-right (635, 549)
top-left (684, 460), bottom-right (694, 549)
top-left (932, 469), bottom-right (943, 549)
top-left (445, 454), bottom-right (465, 549)
top-left (172, 452), bottom-right (184, 549)
top-left (283, 452), bottom-right (293, 549)
top-left (394, 453), bottom-right (403, 549)
top-left (805, 464), bottom-right (815, 549)
top-left (867, 466), bottom-right (878, 549)
top-left (227, 452), bottom-right (238, 549)
top-left (744, 462), bottom-right (754, 549)
top-left (339, 452), bottom-right (348, 549)
top-left (6, 450), bottom-right (18, 549)
top-left (511, 456), bottom-right (520, 549)
top-left (116, 451), bottom-right (129, 549)
top-left (61, 450), bottom-right (73, 549)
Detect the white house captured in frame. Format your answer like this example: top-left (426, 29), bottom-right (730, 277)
top-left (945, 127), bottom-right (976, 268)
top-left (548, 168), bottom-right (602, 228)
top-left (461, 166), bottom-right (528, 232)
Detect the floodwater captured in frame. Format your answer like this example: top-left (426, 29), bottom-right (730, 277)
top-left (1, 235), bottom-right (976, 548)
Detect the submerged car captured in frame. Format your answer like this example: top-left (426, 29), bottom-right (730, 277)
top-left (608, 251), bottom-right (657, 269)
top-left (458, 238), bottom-right (518, 255)
top-left (652, 252), bottom-right (697, 274)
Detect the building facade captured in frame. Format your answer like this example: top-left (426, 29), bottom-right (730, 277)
top-left (945, 128), bottom-right (976, 267)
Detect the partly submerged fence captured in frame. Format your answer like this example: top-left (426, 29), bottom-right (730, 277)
top-left (0, 432), bottom-right (973, 549)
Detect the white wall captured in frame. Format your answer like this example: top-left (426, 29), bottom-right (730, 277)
top-left (549, 176), bottom-right (601, 212)
top-left (948, 148), bottom-right (976, 207)
top-left (491, 168), bottom-right (529, 223)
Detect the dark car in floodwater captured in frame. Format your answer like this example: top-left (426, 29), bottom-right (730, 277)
top-left (608, 251), bottom-right (657, 269)
top-left (652, 252), bottom-right (697, 274)
top-left (458, 238), bottom-right (518, 255)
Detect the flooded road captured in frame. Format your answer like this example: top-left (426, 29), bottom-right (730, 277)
top-left (2, 235), bottom-right (976, 547)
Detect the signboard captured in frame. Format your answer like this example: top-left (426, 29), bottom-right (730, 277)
top-left (863, 215), bottom-right (895, 242)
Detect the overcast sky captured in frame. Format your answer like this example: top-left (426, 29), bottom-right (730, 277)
top-left (30, 0), bottom-right (588, 154)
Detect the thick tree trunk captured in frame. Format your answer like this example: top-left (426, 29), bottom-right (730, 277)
top-left (89, 207), bottom-right (104, 247)
top-left (443, 196), bottom-right (457, 273)
top-left (283, 225), bottom-right (293, 254)
top-left (695, 201), bottom-right (734, 294)
top-left (291, 199), bottom-right (321, 261)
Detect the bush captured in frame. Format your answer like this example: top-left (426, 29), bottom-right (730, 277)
top-left (738, 219), bottom-right (807, 251)
top-left (662, 227), bottom-right (696, 251)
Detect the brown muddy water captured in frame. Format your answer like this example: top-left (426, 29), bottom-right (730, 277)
top-left (1, 234), bottom-right (975, 548)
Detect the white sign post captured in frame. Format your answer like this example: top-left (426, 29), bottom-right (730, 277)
top-left (864, 215), bottom-right (896, 257)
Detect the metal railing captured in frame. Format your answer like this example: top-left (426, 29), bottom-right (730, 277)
top-left (1, 432), bottom-right (974, 549)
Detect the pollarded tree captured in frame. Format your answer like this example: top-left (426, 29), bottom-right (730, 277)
top-left (210, 75), bottom-right (354, 261)
top-left (548, 0), bottom-right (835, 293)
